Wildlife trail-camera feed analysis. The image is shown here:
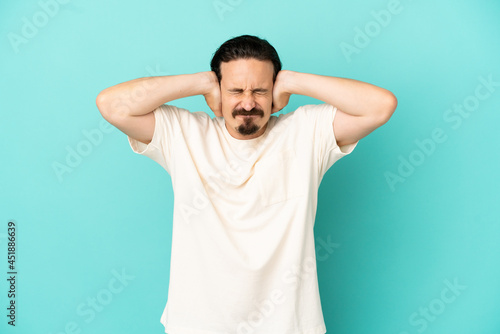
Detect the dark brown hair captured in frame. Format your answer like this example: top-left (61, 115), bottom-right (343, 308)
top-left (210, 35), bottom-right (282, 83)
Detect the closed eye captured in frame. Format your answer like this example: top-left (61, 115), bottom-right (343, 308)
top-left (227, 88), bottom-right (269, 95)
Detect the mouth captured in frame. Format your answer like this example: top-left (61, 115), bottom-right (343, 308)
top-left (236, 115), bottom-right (260, 119)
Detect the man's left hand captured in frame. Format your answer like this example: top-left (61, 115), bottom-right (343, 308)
top-left (271, 70), bottom-right (293, 114)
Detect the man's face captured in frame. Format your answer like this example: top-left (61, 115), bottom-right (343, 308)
top-left (220, 58), bottom-right (274, 140)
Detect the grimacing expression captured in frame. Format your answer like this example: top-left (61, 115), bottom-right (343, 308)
top-left (219, 58), bottom-right (275, 140)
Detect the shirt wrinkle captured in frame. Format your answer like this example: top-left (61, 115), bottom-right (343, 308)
top-left (126, 103), bottom-right (358, 334)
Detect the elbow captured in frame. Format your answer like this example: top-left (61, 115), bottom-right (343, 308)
top-left (378, 91), bottom-right (398, 125)
top-left (96, 90), bottom-right (108, 113)
top-left (96, 89), bottom-right (132, 121)
top-left (95, 90), bottom-right (115, 121)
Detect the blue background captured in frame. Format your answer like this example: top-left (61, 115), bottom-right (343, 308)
top-left (1, 0), bottom-right (499, 333)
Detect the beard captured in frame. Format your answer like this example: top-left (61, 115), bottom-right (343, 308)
top-left (233, 107), bottom-right (264, 136)
top-left (236, 118), bottom-right (260, 135)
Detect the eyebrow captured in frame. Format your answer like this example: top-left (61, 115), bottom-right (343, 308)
top-left (227, 88), bottom-right (269, 93)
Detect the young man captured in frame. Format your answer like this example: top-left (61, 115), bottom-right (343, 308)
top-left (96, 35), bottom-right (397, 334)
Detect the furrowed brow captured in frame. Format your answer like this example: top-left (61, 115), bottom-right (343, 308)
top-left (227, 88), bottom-right (269, 93)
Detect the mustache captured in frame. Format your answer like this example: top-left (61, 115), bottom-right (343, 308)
top-left (233, 107), bottom-right (264, 117)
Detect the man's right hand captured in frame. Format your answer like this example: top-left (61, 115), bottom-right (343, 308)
top-left (203, 71), bottom-right (222, 117)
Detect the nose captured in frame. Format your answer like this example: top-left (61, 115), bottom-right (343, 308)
top-left (240, 92), bottom-right (256, 111)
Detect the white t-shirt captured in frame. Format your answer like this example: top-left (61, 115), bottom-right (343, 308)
top-left (128, 103), bottom-right (358, 334)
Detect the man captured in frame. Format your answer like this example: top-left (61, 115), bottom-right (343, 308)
top-left (96, 35), bottom-right (397, 334)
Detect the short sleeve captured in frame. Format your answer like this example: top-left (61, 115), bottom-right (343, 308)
top-left (300, 104), bottom-right (358, 178)
top-left (127, 104), bottom-right (185, 174)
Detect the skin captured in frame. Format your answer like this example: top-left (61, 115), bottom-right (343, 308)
top-left (219, 58), bottom-right (275, 140)
top-left (96, 57), bottom-right (397, 148)
top-left (205, 59), bottom-right (397, 146)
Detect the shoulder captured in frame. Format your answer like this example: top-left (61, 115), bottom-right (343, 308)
top-left (156, 104), bottom-right (211, 124)
top-left (295, 103), bottom-right (332, 115)
top-left (274, 104), bottom-right (333, 124)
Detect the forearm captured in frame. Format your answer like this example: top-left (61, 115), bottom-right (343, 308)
top-left (96, 72), bottom-right (214, 117)
top-left (284, 70), bottom-right (397, 119)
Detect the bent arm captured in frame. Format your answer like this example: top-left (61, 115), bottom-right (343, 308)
top-left (275, 70), bottom-right (397, 147)
top-left (95, 71), bottom-right (221, 144)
